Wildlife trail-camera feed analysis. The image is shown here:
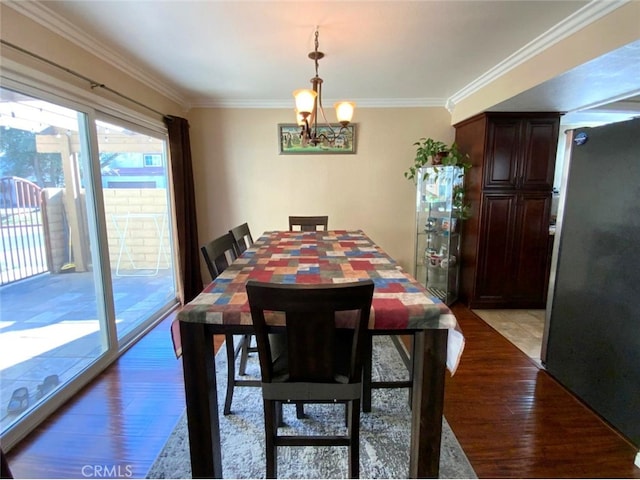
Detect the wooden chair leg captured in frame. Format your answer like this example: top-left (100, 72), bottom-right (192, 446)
top-left (223, 334), bottom-right (236, 415)
top-left (264, 400), bottom-right (278, 479)
top-left (362, 333), bottom-right (373, 412)
top-left (239, 334), bottom-right (252, 375)
top-left (349, 399), bottom-right (361, 479)
top-left (276, 401), bottom-right (284, 427)
top-left (344, 402), bottom-right (349, 427)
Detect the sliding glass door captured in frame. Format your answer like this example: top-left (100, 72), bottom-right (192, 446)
top-left (96, 117), bottom-right (176, 341)
top-left (0, 86), bottom-right (178, 446)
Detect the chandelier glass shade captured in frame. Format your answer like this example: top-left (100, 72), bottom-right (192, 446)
top-left (293, 89), bottom-right (317, 119)
top-left (334, 101), bottom-right (355, 125)
top-left (292, 28), bottom-right (355, 147)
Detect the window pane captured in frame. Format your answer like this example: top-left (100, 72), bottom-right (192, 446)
top-left (96, 119), bottom-right (177, 340)
top-left (0, 88), bottom-right (107, 435)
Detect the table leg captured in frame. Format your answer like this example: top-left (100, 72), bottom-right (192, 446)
top-left (362, 333), bottom-right (373, 412)
top-left (180, 322), bottom-right (222, 478)
top-left (409, 329), bottom-right (448, 478)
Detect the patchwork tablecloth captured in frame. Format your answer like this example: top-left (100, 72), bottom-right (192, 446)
top-left (173, 230), bottom-right (464, 373)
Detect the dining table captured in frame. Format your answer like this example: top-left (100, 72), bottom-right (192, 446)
top-left (174, 229), bottom-right (465, 478)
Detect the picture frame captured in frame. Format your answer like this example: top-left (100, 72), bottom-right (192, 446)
top-left (278, 123), bottom-right (357, 155)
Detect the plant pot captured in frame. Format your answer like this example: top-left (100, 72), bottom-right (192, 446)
top-left (433, 151), bottom-right (448, 165)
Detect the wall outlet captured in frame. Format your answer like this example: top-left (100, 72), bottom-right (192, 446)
top-left (635, 450), bottom-right (640, 468)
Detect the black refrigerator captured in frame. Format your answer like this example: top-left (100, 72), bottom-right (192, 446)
top-left (543, 117), bottom-right (640, 446)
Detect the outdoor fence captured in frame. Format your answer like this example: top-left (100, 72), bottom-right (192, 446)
top-left (0, 177), bottom-right (170, 286)
top-left (0, 176), bottom-right (47, 285)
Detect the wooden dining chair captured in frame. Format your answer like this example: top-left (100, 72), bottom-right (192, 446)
top-left (200, 233), bottom-right (237, 281)
top-left (229, 222), bottom-right (254, 255)
top-left (200, 232), bottom-right (258, 414)
top-left (227, 222), bottom-right (259, 375)
top-left (246, 279), bottom-right (374, 479)
top-left (288, 215), bottom-right (328, 232)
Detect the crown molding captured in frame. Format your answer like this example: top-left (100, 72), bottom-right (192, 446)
top-left (570, 87), bottom-right (640, 114)
top-left (5, 0), bottom-right (191, 110)
top-left (8, 0), bottom-right (445, 111)
top-left (446, 0), bottom-right (629, 111)
top-left (9, 0), bottom-right (618, 113)
top-left (189, 97), bottom-right (447, 109)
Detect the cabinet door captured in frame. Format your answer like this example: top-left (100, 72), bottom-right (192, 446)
top-left (511, 192), bottom-right (551, 305)
top-left (483, 117), bottom-right (520, 189)
top-left (475, 193), bottom-right (518, 302)
top-left (519, 117), bottom-right (559, 190)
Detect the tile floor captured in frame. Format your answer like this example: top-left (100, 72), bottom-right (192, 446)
top-left (472, 309), bottom-right (545, 365)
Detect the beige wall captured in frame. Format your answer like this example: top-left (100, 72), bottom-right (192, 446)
top-left (187, 107), bottom-right (454, 272)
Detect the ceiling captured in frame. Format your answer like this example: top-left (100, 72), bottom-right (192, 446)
top-left (7, 1), bottom-right (640, 124)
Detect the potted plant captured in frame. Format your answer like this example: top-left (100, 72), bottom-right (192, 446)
top-left (404, 137), bottom-right (473, 220)
top-left (452, 183), bottom-right (471, 220)
top-left (404, 137), bottom-right (471, 180)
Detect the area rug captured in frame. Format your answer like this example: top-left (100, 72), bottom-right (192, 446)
top-left (147, 336), bottom-right (476, 479)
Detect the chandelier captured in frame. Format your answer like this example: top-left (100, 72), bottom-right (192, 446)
top-left (293, 28), bottom-right (355, 147)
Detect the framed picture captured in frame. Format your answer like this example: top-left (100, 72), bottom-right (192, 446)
top-left (278, 123), bottom-right (357, 155)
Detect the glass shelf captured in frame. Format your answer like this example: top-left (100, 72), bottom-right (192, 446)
top-left (414, 165), bottom-right (462, 305)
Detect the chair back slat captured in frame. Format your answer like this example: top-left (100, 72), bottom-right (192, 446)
top-left (286, 311), bottom-right (337, 382)
top-left (229, 222), bottom-right (253, 255)
top-left (288, 216), bottom-right (328, 232)
top-left (200, 232), bottom-right (238, 280)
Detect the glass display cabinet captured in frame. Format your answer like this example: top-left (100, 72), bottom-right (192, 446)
top-left (414, 165), bottom-right (463, 305)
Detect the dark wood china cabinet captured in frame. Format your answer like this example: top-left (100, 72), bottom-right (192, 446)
top-left (454, 112), bottom-right (560, 308)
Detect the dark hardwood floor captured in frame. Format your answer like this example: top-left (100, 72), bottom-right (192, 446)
top-left (5, 306), bottom-right (640, 479)
top-left (5, 314), bottom-right (192, 479)
top-left (446, 305), bottom-right (639, 478)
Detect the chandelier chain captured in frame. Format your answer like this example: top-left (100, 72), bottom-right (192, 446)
top-left (292, 26), bottom-right (354, 148)
top-left (314, 29), bottom-right (320, 78)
